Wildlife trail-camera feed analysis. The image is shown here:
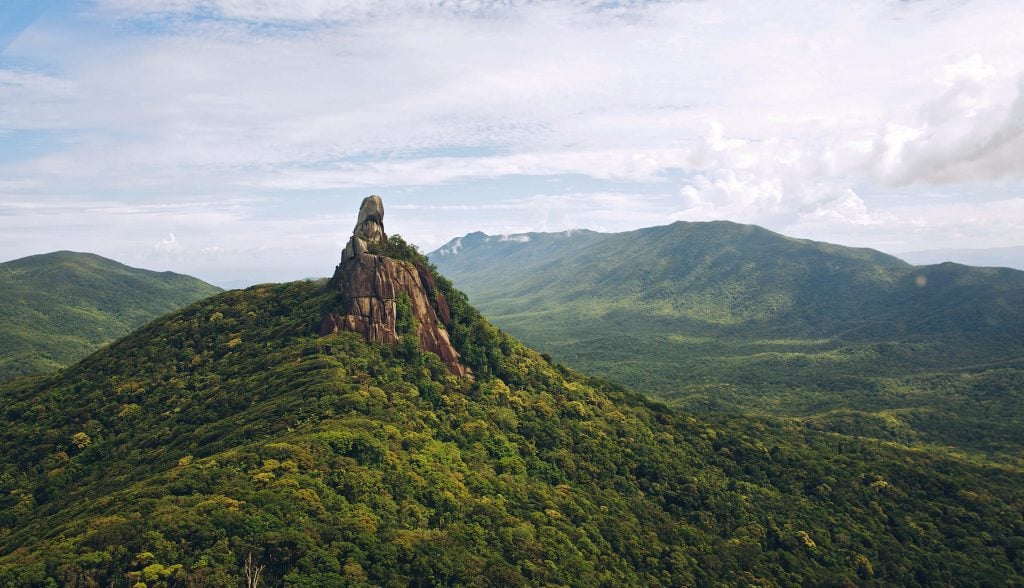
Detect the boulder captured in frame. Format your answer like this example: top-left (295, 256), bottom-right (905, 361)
top-left (354, 195), bottom-right (386, 245)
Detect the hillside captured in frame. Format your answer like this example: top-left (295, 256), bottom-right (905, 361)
top-left (0, 251), bottom-right (222, 381)
top-left (3, 200), bottom-right (1023, 585)
top-left (430, 222), bottom-right (1024, 461)
top-left (2, 270), bottom-right (1023, 585)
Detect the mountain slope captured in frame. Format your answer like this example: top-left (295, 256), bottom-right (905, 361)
top-left (0, 251), bottom-right (222, 381)
top-left (432, 222), bottom-right (1024, 344)
top-left (430, 222), bottom-right (1024, 459)
top-left (1, 271), bottom-right (1022, 585)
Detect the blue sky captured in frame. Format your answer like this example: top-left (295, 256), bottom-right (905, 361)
top-left (1, 0), bottom-right (1023, 286)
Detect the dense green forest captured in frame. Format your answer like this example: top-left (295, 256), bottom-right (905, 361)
top-left (1, 241), bottom-right (1023, 586)
top-left (430, 222), bottom-right (1024, 464)
top-left (0, 251), bottom-right (221, 382)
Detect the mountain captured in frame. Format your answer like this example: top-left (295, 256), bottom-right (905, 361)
top-left (430, 222), bottom-right (1024, 461)
top-left (0, 251), bottom-right (222, 382)
top-left (897, 245), bottom-right (1024, 271)
top-left (2, 201), bottom-right (1023, 585)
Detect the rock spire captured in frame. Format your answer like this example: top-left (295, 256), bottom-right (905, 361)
top-left (341, 195), bottom-right (386, 261)
top-left (320, 196), bottom-right (467, 377)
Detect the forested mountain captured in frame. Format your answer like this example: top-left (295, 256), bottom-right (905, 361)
top-left (2, 245), bottom-right (1023, 585)
top-left (0, 251), bottom-right (222, 381)
top-left (430, 222), bottom-right (1024, 462)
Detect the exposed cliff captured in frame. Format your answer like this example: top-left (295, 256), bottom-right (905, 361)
top-left (320, 195), bottom-right (467, 376)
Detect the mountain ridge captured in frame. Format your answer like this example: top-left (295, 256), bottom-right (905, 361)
top-left (434, 220), bottom-right (908, 267)
top-left (431, 220), bottom-right (1024, 343)
top-left (2, 263), bottom-right (1022, 585)
top-left (898, 244), bottom-right (1024, 270)
top-left (3, 203), bottom-right (1023, 584)
top-left (0, 250), bottom-right (222, 381)
top-left (430, 220), bottom-right (1024, 461)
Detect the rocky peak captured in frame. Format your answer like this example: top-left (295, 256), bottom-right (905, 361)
top-left (341, 195), bottom-right (387, 261)
top-left (320, 196), bottom-right (468, 377)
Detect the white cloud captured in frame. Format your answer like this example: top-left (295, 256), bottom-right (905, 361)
top-left (788, 197), bottom-right (1024, 252)
top-left (434, 236), bottom-right (462, 256)
top-left (250, 148), bottom-right (687, 190)
top-left (498, 234), bottom-right (530, 243)
top-left (676, 170), bottom-right (785, 223)
top-left (0, 69), bottom-right (78, 130)
top-left (97, 0), bottom-right (664, 21)
top-left (673, 168), bottom-right (883, 230)
top-left (2, 0), bottom-right (1024, 282)
top-left (7, 0), bottom-right (1024, 190)
top-left (152, 232), bottom-right (183, 258)
top-left (870, 56), bottom-right (1024, 185)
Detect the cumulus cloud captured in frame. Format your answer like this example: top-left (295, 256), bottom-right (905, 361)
top-left (871, 56), bottom-right (1024, 185)
top-left (676, 170), bottom-right (785, 224)
top-left (151, 232), bottom-right (183, 258)
top-left (2, 0), bottom-right (1024, 282)
top-left (7, 0), bottom-right (1024, 191)
top-left (673, 169), bottom-right (881, 229)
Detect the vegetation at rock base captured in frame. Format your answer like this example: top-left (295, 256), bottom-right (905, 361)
top-left (1, 239), bottom-right (1022, 586)
top-left (430, 222), bottom-right (1024, 465)
top-left (366, 234), bottom-right (425, 265)
top-left (0, 251), bottom-right (222, 382)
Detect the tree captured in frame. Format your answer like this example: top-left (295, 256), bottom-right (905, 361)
top-left (243, 552), bottom-right (264, 588)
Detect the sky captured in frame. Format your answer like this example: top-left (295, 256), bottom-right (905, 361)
top-left (1, 0), bottom-right (1023, 286)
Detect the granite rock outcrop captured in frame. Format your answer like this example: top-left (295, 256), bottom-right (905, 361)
top-left (320, 195), bottom-right (467, 377)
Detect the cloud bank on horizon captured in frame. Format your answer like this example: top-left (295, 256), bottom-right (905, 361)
top-left (1, 0), bottom-right (1022, 284)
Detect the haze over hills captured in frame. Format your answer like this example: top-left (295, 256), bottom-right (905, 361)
top-left (430, 221), bottom-right (1024, 461)
top-left (897, 245), bottom-right (1024, 271)
top-left (2, 200), bottom-right (1023, 585)
top-left (0, 251), bottom-right (222, 382)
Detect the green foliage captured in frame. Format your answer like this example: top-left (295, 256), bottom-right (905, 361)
top-left (430, 222), bottom-right (1024, 464)
top-left (0, 251), bottom-right (221, 382)
top-left (0, 277), bottom-right (1023, 585)
top-left (395, 292), bottom-right (415, 336)
top-left (367, 233), bottom-right (423, 264)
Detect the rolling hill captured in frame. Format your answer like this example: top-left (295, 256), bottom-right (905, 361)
top-left (0, 251), bottom-right (222, 381)
top-left (430, 222), bottom-right (1024, 461)
top-left (1, 238), bottom-right (1022, 585)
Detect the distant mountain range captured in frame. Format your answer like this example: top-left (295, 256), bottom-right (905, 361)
top-left (896, 245), bottom-right (1024, 270)
top-left (0, 251), bottom-right (222, 381)
top-left (431, 222), bottom-right (1024, 461)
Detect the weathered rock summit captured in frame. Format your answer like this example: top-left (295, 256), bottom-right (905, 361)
top-left (341, 194), bottom-right (386, 260)
top-left (320, 196), bottom-right (467, 377)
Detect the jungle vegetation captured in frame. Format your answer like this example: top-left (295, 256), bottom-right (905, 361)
top-left (430, 222), bottom-right (1024, 466)
top-left (1, 240), bottom-right (1022, 586)
top-left (0, 251), bottom-right (221, 382)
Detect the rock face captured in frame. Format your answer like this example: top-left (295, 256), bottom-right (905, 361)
top-left (320, 196), bottom-right (468, 377)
